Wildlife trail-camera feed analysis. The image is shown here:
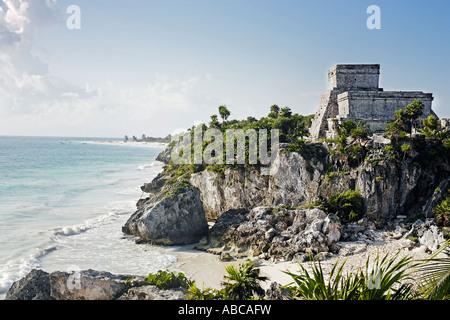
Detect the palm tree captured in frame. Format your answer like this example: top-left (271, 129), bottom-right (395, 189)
top-left (279, 107), bottom-right (292, 118)
top-left (221, 261), bottom-right (268, 300)
top-left (404, 100), bottom-right (424, 137)
top-left (218, 105), bottom-right (231, 124)
top-left (209, 114), bottom-right (220, 128)
top-left (268, 104), bottom-right (280, 118)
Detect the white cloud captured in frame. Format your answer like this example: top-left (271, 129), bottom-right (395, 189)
top-left (0, 0), bottom-right (223, 137)
top-left (0, 0), bottom-right (94, 118)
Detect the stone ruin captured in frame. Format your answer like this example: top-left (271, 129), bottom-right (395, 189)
top-left (309, 64), bottom-right (435, 139)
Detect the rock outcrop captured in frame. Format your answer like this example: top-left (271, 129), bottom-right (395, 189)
top-left (185, 140), bottom-right (449, 225)
top-left (196, 206), bottom-right (342, 261)
top-left (190, 168), bottom-right (269, 220)
top-left (123, 183), bottom-right (208, 245)
top-left (5, 269), bottom-right (186, 300)
top-left (129, 137), bottom-right (449, 254)
top-left (118, 285), bottom-right (187, 300)
top-left (5, 269), bottom-right (52, 300)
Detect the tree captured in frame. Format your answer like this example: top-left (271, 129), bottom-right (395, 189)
top-left (124, 135), bottom-right (129, 142)
top-left (221, 261), bottom-right (268, 300)
top-left (279, 107), bottom-right (292, 118)
top-left (404, 100), bottom-right (424, 137)
top-left (209, 114), bottom-right (220, 128)
top-left (268, 104), bottom-right (280, 119)
top-left (218, 105), bottom-right (231, 124)
top-left (401, 143), bottom-right (411, 159)
top-left (246, 116), bottom-right (257, 123)
top-left (350, 122), bottom-right (369, 144)
top-left (385, 109), bottom-right (408, 144)
top-left (421, 115), bottom-right (449, 141)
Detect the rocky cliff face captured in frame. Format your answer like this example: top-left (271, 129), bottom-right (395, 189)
top-left (124, 138), bottom-right (449, 255)
top-left (190, 167), bottom-right (269, 220)
top-left (185, 141), bottom-right (449, 225)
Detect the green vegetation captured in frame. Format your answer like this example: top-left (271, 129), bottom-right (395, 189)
top-left (145, 270), bottom-right (192, 290)
top-left (283, 251), bottom-right (417, 300)
top-left (124, 134), bottom-right (172, 143)
top-left (183, 241), bottom-right (450, 300)
top-left (381, 100), bottom-right (450, 166)
top-left (328, 119), bottom-right (370, 167)
top-left (415, 243), bottom-right (450, 300)
top-left (221, 261), bottom-right (268, 300)
top-left (434, 190), bottom-right (450, 228)
top-left (284, 242), bottom-right (450, 300)
top-left (186, 260), bottom-right (268, 300)
top-left (162, 105), bottom-right (314, 185)
top-left (305, 190), bottom-right (363, 222)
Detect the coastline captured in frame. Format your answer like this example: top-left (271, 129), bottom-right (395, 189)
top-left (168, 246), bottom-right (295, 291)
top-left (85, 140), bottom-right (168, 148)
top-left (169, 236), bottom-right (447, 292)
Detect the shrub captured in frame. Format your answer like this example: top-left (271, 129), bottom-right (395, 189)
top-left (145, 270), bottom-right (192, 290)
top-left (434, 191), bottom-right (450, 227)
top-left (327, 189), bottom-right (363, 221)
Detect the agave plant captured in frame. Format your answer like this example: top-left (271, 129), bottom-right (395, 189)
top-left (283, 251), bottom-right (418, 300)
top-left (283, 258), bottom-right (363, 300)
top-left (221, 261), bottom-right (268, 300)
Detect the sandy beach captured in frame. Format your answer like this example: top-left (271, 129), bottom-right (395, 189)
top-left (85, 140), bottom-right (168, 148)
top-left (169, 238), bottom-right (447, 292)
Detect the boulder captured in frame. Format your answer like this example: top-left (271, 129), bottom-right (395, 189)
top-left (123, 183), bottom-right (209, 246)
top-left (197, 206), bottom-right (342, 260)
top-left (49, 270), bottom-right (141, 300)
top-left (5, 269), bottom-right (52, 300)
top-left (118, 285), bottom-right (187, 300)
top-left (6, 269), bottom-right (146, 300)
top-left (419, 224), bottom-right (445, 252)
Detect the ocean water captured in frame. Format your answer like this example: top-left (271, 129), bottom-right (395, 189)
top-left (0, 136), bottom-right (177, 299)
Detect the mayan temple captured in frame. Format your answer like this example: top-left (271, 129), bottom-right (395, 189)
top-left (309, 64), bottom-right (435, 139)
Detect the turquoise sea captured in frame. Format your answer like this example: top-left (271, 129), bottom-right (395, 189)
top-left (0, 136), bottom-right (177, 299)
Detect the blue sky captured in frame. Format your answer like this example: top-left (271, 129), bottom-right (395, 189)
top-left (1, 0), bottom-right (449, 137)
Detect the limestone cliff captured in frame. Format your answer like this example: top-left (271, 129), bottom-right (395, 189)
top-left (126, 136), bottom-right (449, 251)
top-left (183, 140), bottom-right (449, 225)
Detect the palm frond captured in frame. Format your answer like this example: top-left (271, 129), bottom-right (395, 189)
top-left (415, 239), bottom-right (450, 300)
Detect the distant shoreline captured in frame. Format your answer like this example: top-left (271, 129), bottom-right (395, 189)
top-left (85, 140), bottom-right (168, 148)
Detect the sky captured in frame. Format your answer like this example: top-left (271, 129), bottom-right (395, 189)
top-left (0, 0), bottom-right (449, 138)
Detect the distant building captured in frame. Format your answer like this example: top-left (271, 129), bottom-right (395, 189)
top-left (309, 64), bottom-right (434, 139)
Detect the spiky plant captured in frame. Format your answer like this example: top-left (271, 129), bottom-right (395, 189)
top-left (283, 251), bottom-right (418, 300)
top-left (415, 240), bottom-right (450, 300)
top-left (221, 261), bottom-right (268, 300)
top-left (283, 258), bottom-right (363, 300)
